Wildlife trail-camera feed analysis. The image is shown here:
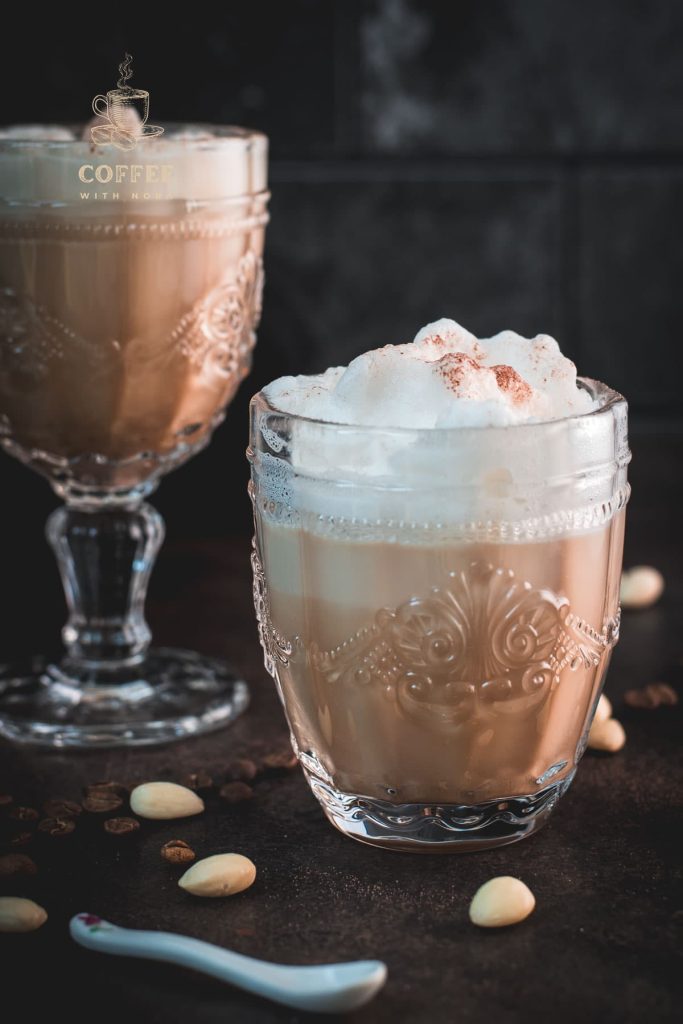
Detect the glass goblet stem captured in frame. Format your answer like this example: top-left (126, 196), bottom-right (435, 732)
top-left (46, 502), bottom-right (164, 671)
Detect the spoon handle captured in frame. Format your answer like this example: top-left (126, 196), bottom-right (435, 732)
top-left (71, 914), bottom-right (292, 999)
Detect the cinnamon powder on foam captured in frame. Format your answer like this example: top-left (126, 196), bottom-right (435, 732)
top-left (490, 365), bottom-right (533, 404)
top-left (263, 318), bottom-right (595, 429)
top-left (436, 351), bottom-right (533, 406)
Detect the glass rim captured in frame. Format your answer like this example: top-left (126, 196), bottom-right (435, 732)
top-left (0, 122), bottom-right (268, 151)
top-left (251, 377), bottom-right (628, 438)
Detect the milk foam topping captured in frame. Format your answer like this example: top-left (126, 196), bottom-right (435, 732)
top-left (0, 124), bottom-right (268, 201)
top-left (253, 321), bottom-right (629, 540)
top-left (265, 319), bottom-right (594, 429)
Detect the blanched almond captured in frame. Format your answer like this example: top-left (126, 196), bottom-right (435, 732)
top-left (620, 566), bottom-right (664, 609)
top-left (0, 897), bottom-right (47, 932)
top-left (587, 716), bottom-right (626, 752)
top-left (594, 693), bottom-right (612, 723)
top-left (178, 853), bottom-right (256, 898)
top-left (129, 782), bottom-right (204, 820)
top-left (469, 877), bottom-right (535, 928)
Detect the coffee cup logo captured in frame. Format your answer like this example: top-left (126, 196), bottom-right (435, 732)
top-left (91, 54), bottom-right (164, 151)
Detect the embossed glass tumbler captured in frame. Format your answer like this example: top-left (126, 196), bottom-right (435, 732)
top-left (249, 382), bottom-right (630, 851)
top-left (0, 125), bottom-right (268, 746)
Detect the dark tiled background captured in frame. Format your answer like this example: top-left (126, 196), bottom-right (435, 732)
top-left (0, 1), bottom-right (681, 543)
top-left (0, 13), bottom-right (680, 1021)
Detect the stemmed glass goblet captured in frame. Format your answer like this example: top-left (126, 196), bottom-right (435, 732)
top-left (0, 124), bottom-right (269, 746)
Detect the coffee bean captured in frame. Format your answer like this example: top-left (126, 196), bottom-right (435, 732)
top-left (103, 817), bottom-right (140, 836)
top-left (0, 854), bottom-right (37, 877)
top-left (8, 806), bottom-right (39, 823)
top-left (161, 839), bottom-right (196, 865)
top-left (182, 771), bottom-right (214, 792)
top-left (624, 688), bottom-right (653, 708)
top-left (84, 781), bottom-right (129, 799)
top-left (624, 682), bottom-right (678, 709)
top-left (38, 816), bottom-right (76, 838)
top-left (225, 759), bottom-right (257, 783)
top-left (655, 683), bottom-right (679, 705)
top-left (219, 781), bottom-right (254, 804)
top-left (260, 750), bottom-right (298, 773)
top-left (8, 832), bottom-right (32, 847)
top-left (42, 798), bottom-right (82, 819)
top-left (82, 792), bottom-right (124, 814)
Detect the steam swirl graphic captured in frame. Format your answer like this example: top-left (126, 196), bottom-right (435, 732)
top-left (117, 53), bottom-right (133, 92)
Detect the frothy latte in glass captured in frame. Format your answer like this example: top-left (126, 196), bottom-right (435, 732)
top-left (249, 319), bottom-right (629, 851)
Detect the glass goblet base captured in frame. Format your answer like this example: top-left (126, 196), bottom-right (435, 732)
top-left (0, 647), bottom-right (249, 747)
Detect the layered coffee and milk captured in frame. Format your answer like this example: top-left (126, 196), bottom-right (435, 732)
top-left (0, 125), bottom-right (268, 492)
top-left (251, 320), bottom-right (628, 815)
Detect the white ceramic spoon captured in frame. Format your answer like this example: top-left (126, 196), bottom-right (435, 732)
top-left (70, 913), bottom-right (387, 1013)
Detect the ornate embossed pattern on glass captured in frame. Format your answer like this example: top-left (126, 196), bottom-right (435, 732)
top-left (251, 539), bottom-right (291, 679)
top-left (252, 554), bottom-right (619, 732)
top-left (174, 251), bottom-right (264, 374)
top-left (0, 286), bottom-right (77, 379)
top-left (0, 238), bottom-right (266, 493)
top-left (0, 250), bottom-right (264, 381)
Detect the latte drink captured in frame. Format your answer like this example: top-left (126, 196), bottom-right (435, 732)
top-left (250, 319), bottom-right (630, 851)
top-left (0, 125), bottom-right (268, 497)
top-left (258, 520), bottom-right (624, 807)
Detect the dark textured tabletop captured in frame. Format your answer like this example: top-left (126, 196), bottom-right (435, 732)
top-left (0, 435), bottom-right (681, 1024)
